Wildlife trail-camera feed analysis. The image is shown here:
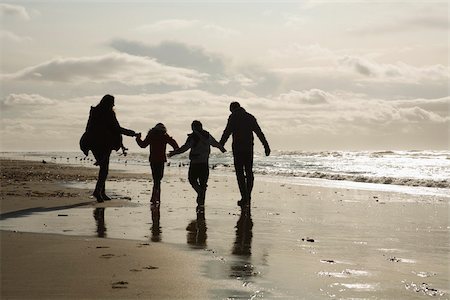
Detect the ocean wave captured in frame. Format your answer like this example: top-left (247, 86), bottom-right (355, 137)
top-left (253, 170), bottom-right (450, 189)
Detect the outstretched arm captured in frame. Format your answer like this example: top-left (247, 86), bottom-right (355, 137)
top-left (219, 116), bottom-right (233, 146)
top-left (136, 132), bottom-right (150, 148)
top-left (110, 111), bottom-right (135, 136)
top-left (168, 138), bottom-right (190, 157)
top-left (120, 127), bottom-right (136, 137)
top-left (167, 135), bottom-right (179, 150)
top-left (253, 120), bottom-right (270, 156)
top-left (209, 135), bottom-right (226, 153)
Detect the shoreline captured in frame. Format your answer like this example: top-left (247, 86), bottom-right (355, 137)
top-left (1, 158), bottom-right (449, 299)
top-left (0, 158), bottom-right (213, 299)
top-left (1, 150), bottom-right (449, 191)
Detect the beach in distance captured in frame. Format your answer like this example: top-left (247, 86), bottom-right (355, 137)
top-left (1, 154), bottom-right (449, 299)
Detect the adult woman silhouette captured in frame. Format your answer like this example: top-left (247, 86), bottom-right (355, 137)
top-left (80, 94), bottom-right (136, 202)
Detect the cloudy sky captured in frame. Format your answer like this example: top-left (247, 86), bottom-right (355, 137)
top-left (1, 0), bottom-right (448, 152)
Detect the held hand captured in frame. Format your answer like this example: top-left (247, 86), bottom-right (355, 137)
top-left (168, 151), bottom-right (174, 157)
top-left (135, 132), bottom-right (142, 139)
top-left (121, 145), bottom-right (128, 156)
top-left (220, 146), bottom-right (227, 153)
top-left (265, 146), bottom-right (271, 156)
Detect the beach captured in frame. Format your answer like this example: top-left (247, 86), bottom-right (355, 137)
top-left (1, 157), bottom-right (449, 299)
top-left (0, 159), bottom-right (211, 299)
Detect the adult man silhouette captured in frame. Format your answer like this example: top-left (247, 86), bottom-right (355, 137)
top-left (219, 102), bottom-right (270, 207)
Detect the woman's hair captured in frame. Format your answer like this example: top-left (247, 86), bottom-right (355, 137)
top-left (97, 94), bottom-right (115, 110)
top-left (150, 123), bottom-right (167, 134)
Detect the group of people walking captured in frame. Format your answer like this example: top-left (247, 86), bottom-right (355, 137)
top-left (80, 94), bottom-right (270, 211)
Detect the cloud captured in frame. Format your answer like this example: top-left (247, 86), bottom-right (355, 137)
top-left (410, 15), bottom-right (449, 30)
top-left (2, 93), bottom-right (55, 106)
top-left (268, 43), bottom-right (337, 63)
top-left (109, 39), bottom-right (283, 96)
top-left (393, 96), bottom-right (450, 117)
top-left (1, 90), bottom-right (448, 151)
top-left (338, 55), bottom-right (449, 83)
top-left (350, 14), bottom-right (449, 35)
top-left (279, 89), bottom-right (334, 105)
top-left (0, 3), bottom-right (30, 20)
top-left (136, 19), bottom-right (239, 37)
top-left (2, 52), bottom-right (208, 88)
top-left (109, 39), bottom-right (227, 75)
top-left (0, 29), bottom-right (32, 43)
top-left (136, 19), bottom-right (199, 31)
top-left (398, 106), bottom-right (448, 123)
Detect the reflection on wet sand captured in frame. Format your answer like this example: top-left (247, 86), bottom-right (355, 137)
top-left (232, 207), bottom-right (253, 256)
top-left (151, 204), bottom-right (161, 242)
top-left (186, 212), bottom-right (207, 249)
top-left (230, 207), bottom-right (256, 280)
top-left (93, 208), bottom-right (106, 238)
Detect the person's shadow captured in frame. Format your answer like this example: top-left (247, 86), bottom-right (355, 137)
top-left (186, 211), bottom-right (207, 249)
top-left (151, 203), bottom-right (162, 242)
top-left (93, 208), bottom-right (106, 238)
top-left (230, 206), bottom-right (254, 280)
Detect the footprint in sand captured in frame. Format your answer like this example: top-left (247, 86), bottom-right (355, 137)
top-left (112, 281), bottom-right (128, 289)
top-left (100, 254), bottom-right (115, 259)
top-left (96, 246), bottom-right (110, 249)
top-left (143, 266), bottom-right (159, 270)
top-left (130, 269), bottom-right (143, 272)
top-left (320, 259), bottom-right (336, 264)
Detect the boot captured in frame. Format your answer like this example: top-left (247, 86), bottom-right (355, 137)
top-left (151, 186), bottom-right (161, 203)
top-left (101, 186), bottom-right (111, 201)
top-left (93, 182), bottom-right (104, 203)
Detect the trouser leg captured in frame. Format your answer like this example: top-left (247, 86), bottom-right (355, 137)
top-left (151, 162), bottom-right (164, 202)
top-left (93, 151), bottom-right (111, 201)
top-left (197, 164), bottom-right (209, 206)
top-left (189, 163), bottom-right (209, 206)
top-left (234, 156), bottom-right (248, 202)
top-left (244, 155), bottom-right (254, 201)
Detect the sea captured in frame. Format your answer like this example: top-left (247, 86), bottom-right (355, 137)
top-left (1, 149), bottom-right (449, 197)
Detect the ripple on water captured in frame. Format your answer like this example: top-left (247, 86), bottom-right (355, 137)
top-left (318, 269), bottom-right (370, 278)
top-left (403, 281), bottom-right (446, 297)
top-left (340, 283), bottom-right (379, 291)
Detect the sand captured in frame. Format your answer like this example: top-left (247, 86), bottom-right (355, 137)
top-left (1, 158), bottom-right (449, 299)
top-left (0, 159), bottom-right (209, 299)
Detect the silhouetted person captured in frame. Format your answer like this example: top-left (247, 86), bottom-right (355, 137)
top-left (219, 102), bottom-right (270, 207)
top-left (93, 208), bottom-right (106, 238)
top-left (150, 203), bottom-right (161, 242)
top-left (186, 211), bottom-right (207, 248)
top-left (169, 120), bottom-right (225, 212)
top-left (136, 123), bottom-right (178, 203)
top-left (80, 94), bottom-right (137, 202)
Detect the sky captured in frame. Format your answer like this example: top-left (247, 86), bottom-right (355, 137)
top-left (1, 0), bottom-right (449, 152)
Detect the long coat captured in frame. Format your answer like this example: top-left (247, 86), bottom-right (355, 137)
top-left (80, 106), bottom-right (134, 155)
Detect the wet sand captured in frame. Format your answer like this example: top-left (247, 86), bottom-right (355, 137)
top-left (0, 159), bottom-right (210, 299)
top-left (1, 158), bottom-right (449, 299)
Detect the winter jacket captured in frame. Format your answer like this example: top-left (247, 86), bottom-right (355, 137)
top-left (219, 107), bottom-right (269, 153)
top-left (80, 106), bottom-right (135, 155)
top-left (172, 130), bottom-right (222, 164)
top-left (137, 128), bottom-right (179, 162)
